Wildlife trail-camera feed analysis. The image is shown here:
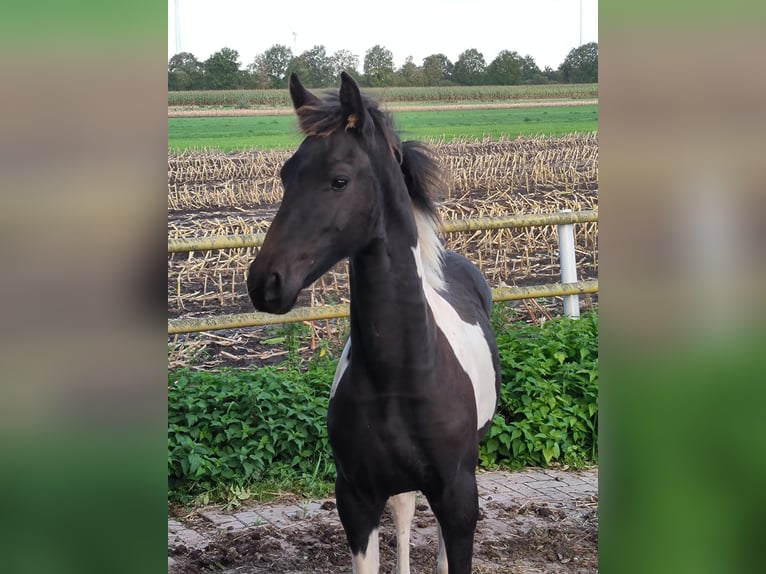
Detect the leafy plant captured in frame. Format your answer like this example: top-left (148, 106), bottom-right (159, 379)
top-left (168, 358), bottom-right (337, 503)
top-left (480, 307), bottom-right (598, 468)
top-left (168, 307), bottom-right (598, 504)
top-left (260, 321), bottom-right (318, 368)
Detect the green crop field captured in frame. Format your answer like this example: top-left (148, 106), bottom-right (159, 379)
top-left (168, 84), bottom-right (598, 108)
top-left (168, 105), bottom-right (598, 151)
top-left (394, 106), bottom-right (598, 141)
top-left (168, 115), bottom-right (301, 151)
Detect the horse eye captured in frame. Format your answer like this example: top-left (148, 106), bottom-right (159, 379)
top-left (331, 176), bottom-right (349, 191)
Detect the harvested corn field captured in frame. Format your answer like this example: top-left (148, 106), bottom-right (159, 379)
top-left (168, 134), bottom-right (598, 368)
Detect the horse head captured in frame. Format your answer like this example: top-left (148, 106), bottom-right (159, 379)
top-left (247, 73), bottom-right (388, 314)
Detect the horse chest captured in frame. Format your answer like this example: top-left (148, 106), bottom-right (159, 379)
top-left (327, 361), bottom-right (478, 461)
top-left (330, 317), bottom-right (496, 431)
top-left (327, 388), bottom-right (466, 494)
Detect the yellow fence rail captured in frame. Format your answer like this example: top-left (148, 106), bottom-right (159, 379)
top-left (168, 280), bottom-right (598, 334)
top-left (168, 210), bottom-right (598, 334)
top-left (168, 210), bottom-right (599, 254)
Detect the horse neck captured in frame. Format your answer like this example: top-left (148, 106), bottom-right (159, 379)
top-left (347, 170), bottom-right (436, 372)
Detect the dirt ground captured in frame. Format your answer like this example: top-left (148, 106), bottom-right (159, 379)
top-left (169, 493), bottom-right (597, 573)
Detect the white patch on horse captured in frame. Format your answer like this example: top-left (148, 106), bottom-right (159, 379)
top-left (351, 528), bottom-right (380, 574)
top-left (436, 521), bottom-right (449, 574)
top-left (330, 339), bottom-right (351, 398)
top-left (387, 492), bottom-right (416, 574)
top-left (413, 208), bottom-right (445, 291)
top-left (411, 242), bottom-right (497, 429)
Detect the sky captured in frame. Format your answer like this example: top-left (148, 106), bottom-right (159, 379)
top-left (168, 0), bottom-right (598, 71)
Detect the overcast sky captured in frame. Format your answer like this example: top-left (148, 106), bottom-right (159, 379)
top-left (168, 0), bottom-right (598, 71)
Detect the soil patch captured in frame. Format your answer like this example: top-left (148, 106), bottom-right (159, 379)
top-left (169, 497), bottom-right (597, 573)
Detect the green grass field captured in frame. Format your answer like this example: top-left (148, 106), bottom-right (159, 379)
top-left (168, 105), bottom-right (598, 152)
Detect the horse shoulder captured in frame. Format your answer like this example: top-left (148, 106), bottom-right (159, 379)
top-left (442, 251), bottom-right (493, 317)
top-left (426, 253), bottom-right (499, 430)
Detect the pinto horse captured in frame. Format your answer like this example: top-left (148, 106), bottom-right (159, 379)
top-left (247, 72), bottom-right (501, 574)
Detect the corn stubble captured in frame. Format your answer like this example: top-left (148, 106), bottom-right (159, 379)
top-left (168, 134), bottom-right (598, 368)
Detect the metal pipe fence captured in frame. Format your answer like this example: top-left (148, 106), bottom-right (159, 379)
top-left (167, 210), bottom-right (599, 254)
top-left (168, 280), bottom-right (598, 335)
top-left (168, 210), bottom-right (598, 334)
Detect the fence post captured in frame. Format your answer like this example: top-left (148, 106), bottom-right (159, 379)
top-left (557, 209), bottom-right (580, 318)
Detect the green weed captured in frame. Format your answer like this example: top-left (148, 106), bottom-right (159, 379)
top-left (168, 358), bottom-right (337, 504)
top-left (481, 307), bottom-right (598, 468)
top-left (168, 308), bottom-right (598, 504)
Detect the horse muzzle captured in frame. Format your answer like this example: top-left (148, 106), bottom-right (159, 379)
top-left (247, 262), bottom-right (299, 315)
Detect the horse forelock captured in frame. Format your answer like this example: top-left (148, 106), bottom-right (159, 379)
top-left (295, 96), bottom-right (345, 138)
top-left (295, 92), bottom-right (394, 145)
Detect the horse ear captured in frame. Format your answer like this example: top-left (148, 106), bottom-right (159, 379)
top-left (289, 73), bottom-right (318, 110)
top-left (339, 71), bottom-right (368, 132)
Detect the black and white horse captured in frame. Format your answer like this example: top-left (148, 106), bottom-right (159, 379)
top-left (247, 72), bottom-right (501, 574)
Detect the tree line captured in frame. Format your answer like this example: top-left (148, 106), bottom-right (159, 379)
top-left (168, 42), bottom-right (597, 91)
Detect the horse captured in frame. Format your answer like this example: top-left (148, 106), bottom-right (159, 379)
top-left (247, 72), bottom-right (501, 574)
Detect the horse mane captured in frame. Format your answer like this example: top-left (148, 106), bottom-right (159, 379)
top-left (401, 140), bottom-right (446, 290)
top-left (295, 90), bottom-right (446, 290)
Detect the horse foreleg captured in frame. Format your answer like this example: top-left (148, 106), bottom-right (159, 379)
top-left (424, 473), bottom-right (479, 574)
top-left (387, 492), bottom-right (416, 574)
top-left (351, 528), bottom-right (380, 574)
top-left (436, 521), bottom-right (448, 574)
top-left (335, 476), bottom-right (386, 574)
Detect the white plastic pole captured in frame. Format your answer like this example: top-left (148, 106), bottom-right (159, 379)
top-left (557, 209), bottom-right (580, 318)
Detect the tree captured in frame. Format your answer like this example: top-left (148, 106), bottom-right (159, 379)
top-left (396, 56), bottom-right (423, 87)
top-left (453, 48), bottom-right (486, 85)
top-left (237, 68), bottom-right (262, 89)
top-left (204, 47), bottom-right (241, 89)
top-left (486, 50), bottom-right (524, 85)
top-left (543, 65), bottom-right (561, 83)
top-left (168, 52), bottom-right (204, 90)
top-left (559, 42), bottom-right (598, 83)
top-left (286, 55), bottom-right (312, 84)
top-left (250, 44), bottom-right (293, 88)
top-left (300, 45), bottom-right (334, 87)
top-left (520, 55), bottom-right (543, 84)
top-left (364, 45), bottom-right (394, 87)
top-left (422, 53), bottom-right (453, 85)
top-left (247, 57), bottom-right (272, 89)
top-left (330, 49), bottom-right (360, 80)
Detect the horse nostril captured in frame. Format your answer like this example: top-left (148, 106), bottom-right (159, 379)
top-left (264, 271), bottom-right (282, 302)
